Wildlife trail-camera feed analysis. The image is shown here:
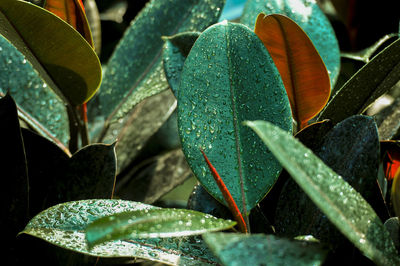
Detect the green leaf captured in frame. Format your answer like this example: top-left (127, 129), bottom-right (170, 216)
top-left (203, 232), bottom-right (327, 266)
top-left (162, 31), bottom-right (200, 96)
top-left (240, 0), bottom-right (340, 87)
top-left (89, 0), bottom-right (225, 125)
top-left (245, 120), bottom-right (400, 266)
top-left (0, 0), bottom-right (101, 105)
top-left (319, 39), bottom-right (400, 124)
top-left (178, 21), bottom-right (292, 214)
top-left (21, 200), bottom-right (221, 265)
top-left (0, 93), bottom-right (29, 261)
top-left (86, 208), bottom-right (236, 248)
top-left (0, 35), bottom-right (70, 147)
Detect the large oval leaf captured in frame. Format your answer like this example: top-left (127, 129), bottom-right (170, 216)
top-left (240, 0), bottom-right (340, 87)
top-left (255, 14), bottom-right (330, 129)
top-left (318, 39), bottom-right (400, 124)
top-left (89, 0), bottom-right (225, 125)
top-left (0, 0), bottom-right (101, 105)
top-left (245, 120), bottom-right (400, 266)
top-left (21, 200), bottom-right (221, 265)
top-left (203, 232), bottom-right (327, 265)
top-left (178, 21), bottom-right (292, 215)
top-left (0, 35), bottom-right (70, 147)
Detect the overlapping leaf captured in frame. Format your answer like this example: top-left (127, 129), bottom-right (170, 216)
top-left (0, 0), bottom-right (101, 105)
top-left (89, 0), bottom-right (225, 126)
top-left (240, 0), bottom-right (340, 87)
top-left (203, 233), bottom-right (327, 265)
top-left (319, 39), bottom-right (400, 124)
top-left (21, 200), bottom-right (224, 265)
top-left (255, 14), bottom-right (330, 129)
top-left (245, 120), bottom-right (399, 266)
top-left (0, 35), bottom-right (69, 147)
top-left (178, 21), bottom-right (292, 214)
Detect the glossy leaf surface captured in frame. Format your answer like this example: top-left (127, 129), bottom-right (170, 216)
top-left (0, 0), bottom-right (101, 105)
top-left (255, 14), bottom-right (330, 129)
top-left (241, 0), bottom-right (340, 87)
top-left (162, 32), bottom-right (200, 97)
top-left (319, 39), bottom-right (400, 124)
top-left (245, 120), bottom-right (399, 266)
top-left (44, 0), bottom-right (93, 47)
top-left (21, 200), bottom-right (220, 265)
top-left (203, 233), bottom-right (327, 266)
top-left (178, 22), bottom-right (292, 214)
top-left (0, 35), bottom-right (70, 146)
top-left (86, 208), bottom-right (236, 248)
top-left (90, 0), bottom-right (225, 123)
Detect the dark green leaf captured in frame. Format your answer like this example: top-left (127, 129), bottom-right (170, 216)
top-left (0, 0), bottom-right (101, 105)
top-left (89, 0), bottom-right (225, 124)
top-left (178, 21), bottom-right (292, 214)
top-left (0, 35), bottom-right (69, 147)
top-left (318, 39), bottom-right (400, 124)
top-left (0, 93), bottom-right (29, 261)
top-left (21, 200), bottom-right (221, 265)
top-left (162, 31), bottom-right (200, 96)
top-left (116, 149), bottom-right (192, 204)
top-left (86, 208), bottom-right (236, 248)
top-left (245, 120), bottom-right (399, 265)
top-left (203, 233), bottom-right (327, 266)
top-left (240, 0), bottom-right (340, 87)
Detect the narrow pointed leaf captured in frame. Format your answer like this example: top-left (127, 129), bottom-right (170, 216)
top-left (0, 35), bottom-right (70, 146)
top-left (89, 0), bottom-right (225, 124)
top-left (241, 0), bottom-right (340, 87)
top-left (162, 31), bottom-right (200, 97)
top-left (255, 14), bottom-right (330, 129)
top-left (44, 0), bottom-right (94, 47)
top-left (203, 233), bottom-right (327, 266)
top-left (245, 120), bottom-right (400, 266)
top-left (0, 0), bottom-right (101, 105)
top-left (86, 208), bottom-right (236, 248)
top-left (318, 39), bottom-right (400, 124)
top-left (178, 22), bottom-right (292, 214)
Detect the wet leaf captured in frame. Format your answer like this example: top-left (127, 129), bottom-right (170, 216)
top-left (44, 0), bottom-right (93, 47)
top-left (219, 0), bottom-right (247, 21)
top-left (86, 208), bottom-right (236, 248)
top-left (240, 0), bottom-right (340, 87)
top-left (116, 149), bottom-right (192, 204)
top-left (0, 35), bottom-right (70, 147)
top-left (89, 0), bottom-right (225, 124)
top-left (319, 39), bottom-right (400, 124)
top-left (203, 232), bottom-right (327, 266)
top-left (20, 199), bottom-right (224, 265)
top-left (0, 94), bottom-right (29, 261)
top-left (245, 120), bottom-right (400, 265)
top-left (178, 21), bottom-right (292, 214)
top-left (162, 31), bottom-right (200, 97)
top-left (0, 0), bottom-right (101, 105)
top-left (255, 14), bottom-right (331, 129)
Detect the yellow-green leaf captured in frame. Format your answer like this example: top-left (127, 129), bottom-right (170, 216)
top-left (255, 13), bottom-right (330, 129)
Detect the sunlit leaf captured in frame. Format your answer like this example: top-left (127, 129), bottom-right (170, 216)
top-left (203, 232), bottom-right (327, 266)
top-left (21, 200), bottom-right (222, 265)
top-left (255, 13), bottom-right (330, 129)
top-left (44, 0), bottom-right (93, 47)
top-left (0, 0), bottom-right (101, 105)
top-left (178, 21), bottom-right (292, 214)
top-left (86, 208), bottom-right (236, 248)
top-left (245, 120), bottom-right (400, 265)
top-left (241, 0), bottom-right (340, 87)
